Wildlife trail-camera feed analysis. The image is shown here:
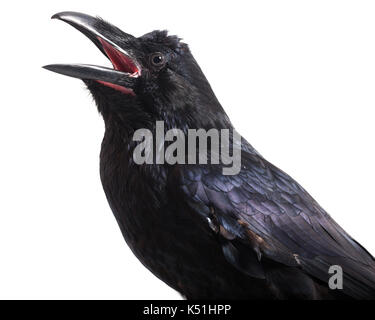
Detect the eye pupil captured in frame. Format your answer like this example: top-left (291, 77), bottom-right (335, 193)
top-left (153, 55), bottom-right (162, 64)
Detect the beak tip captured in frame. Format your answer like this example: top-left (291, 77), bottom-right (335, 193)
top-left (42, 65), bottom-right (53, 71)
top-left (43, 65), bottom-right (63, 75)
top-left (51, 11), bottom-right (75, 21)
top-left (51, 12), bottom-right (62, 20)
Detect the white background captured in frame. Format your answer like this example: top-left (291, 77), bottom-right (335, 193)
top-left (0, 1), bottom-right (374, 299)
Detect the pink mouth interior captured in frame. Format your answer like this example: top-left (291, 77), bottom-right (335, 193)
top-left (97, 37), bottom-right (139, 95)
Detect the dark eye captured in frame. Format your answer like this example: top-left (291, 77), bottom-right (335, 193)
top-left (150, 52), bottom-right (166, 68)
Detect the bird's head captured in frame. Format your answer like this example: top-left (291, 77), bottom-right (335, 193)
top-left (44, 12), bottom-right (228, 130)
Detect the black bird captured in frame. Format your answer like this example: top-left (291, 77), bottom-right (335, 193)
top-left (44, 12), bottom-right (375, 299)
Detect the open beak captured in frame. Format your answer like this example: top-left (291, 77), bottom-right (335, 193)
top-left (43, 11), bottom-right (141, 95)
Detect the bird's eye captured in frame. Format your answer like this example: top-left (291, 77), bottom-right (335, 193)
top-left (150, 52), bottom-right (166, 68)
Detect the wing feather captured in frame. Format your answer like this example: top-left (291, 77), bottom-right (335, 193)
top-left (170, 147), bottom-right (375, 299)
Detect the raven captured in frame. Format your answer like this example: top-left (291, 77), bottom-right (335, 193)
top-left (44, 12), bottom-right (375, 299)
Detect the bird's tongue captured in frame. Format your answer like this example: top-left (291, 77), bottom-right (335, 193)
top-left (98, 37), bottom-right (138, 74)
top-left (96, 37), bottom-right (138, 95)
